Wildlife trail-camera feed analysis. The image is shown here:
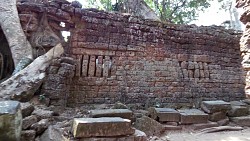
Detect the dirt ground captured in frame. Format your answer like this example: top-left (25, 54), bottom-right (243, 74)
top-left (158, 128), bottom-right (250, 141)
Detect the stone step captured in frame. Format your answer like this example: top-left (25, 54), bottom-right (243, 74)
top-left (178, 109), bottom-right (208, 124)
top-left (230, 116), bottom-right (250, 126)
top-left (72, 117), bottom-right (135, 138)
top-left (89, 109), bottom-right (133, 120)
top-left (148, 107), bottom-right (180, 122)
top-left (201, 100), bottom-right (231, 113)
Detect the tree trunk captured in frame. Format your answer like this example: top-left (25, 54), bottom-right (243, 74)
top-left (0, 0), bottom-right (33, 67)
top-left (123, 0), bottom-right (160, 21)
top-left (0, 44), bottom-right (64, 102)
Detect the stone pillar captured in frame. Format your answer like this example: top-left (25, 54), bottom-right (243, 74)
top-left (0, 101), bottom-right (22, 141)
top-left (236, 0), bottom-right (250, 98)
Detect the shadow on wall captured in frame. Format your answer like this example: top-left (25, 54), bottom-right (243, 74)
top-left (0, 29), bottom-right (14, 81)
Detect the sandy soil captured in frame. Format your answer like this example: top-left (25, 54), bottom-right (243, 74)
top-left (158, 128), bottom-right (250, 141)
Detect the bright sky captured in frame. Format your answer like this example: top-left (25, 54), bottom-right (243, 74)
top-left (68, 0), bottom-right (243, 28)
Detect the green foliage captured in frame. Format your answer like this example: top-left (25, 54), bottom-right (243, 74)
top-left (85, 0), bottom-right (221, 24)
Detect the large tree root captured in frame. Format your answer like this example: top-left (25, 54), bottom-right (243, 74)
top-left (197, 126), bottom-right (243, 134)
top-left (0, 44), bottom-right (64, 102)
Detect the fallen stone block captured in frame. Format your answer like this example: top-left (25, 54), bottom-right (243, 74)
top-left (179, 109), bottom-right (208, 124)
top-left (230, 116), bottom-right (250, 126)
top-left (201, 100), bottom-right (231, 113)
top-left (22, 115), bottom-right (38, 130)
top-left (148, 107), bottom-right (180, 122)
top-left (72, 117), bottom-right (135, 138)
top-left (133, 116), bottom-right (165, 136)
top-left (0, 101), bottom-right (22, 141)
top-left (21, 130), bottom-right (36, 141)
top-left (89, 109), bottom-right (133, 120)
top-left (20, 102), bottom-right (34, 118)
top-left (228, 106), bottom-right (249, 117)
top-left (80, 129), bottom-right (147, 141)
top-left (208, 111), bottom-right (227, 122)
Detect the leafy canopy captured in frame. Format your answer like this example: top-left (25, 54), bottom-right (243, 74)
top-left (85, 0), bottom-right (221, 24)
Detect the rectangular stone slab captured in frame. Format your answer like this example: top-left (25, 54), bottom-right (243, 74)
top-left (179, 109), bottom-right (208, 124)
top-left (148, 108), bottom-right (180, 122)
top-left (72, 117), bottom-right (135, 138)
top-left (201, 100), bottom-right (231, 113)
top-left (89, 109), bottom-right (133, 120)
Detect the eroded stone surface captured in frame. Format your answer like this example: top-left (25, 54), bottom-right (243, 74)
top-left (72, 117), bottom-right (135, 138)
top-left (179, 109), bottom-right (208, 124)
top-left (201, 100), bottom-right (231, 113)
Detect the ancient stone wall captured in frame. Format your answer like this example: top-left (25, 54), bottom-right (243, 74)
top-left (16, 1), bottom-right (245, 107)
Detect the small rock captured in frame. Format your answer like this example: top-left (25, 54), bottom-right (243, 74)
top-left (21, 102), bottom-right (34, 118)
top-left (22, 115), bottom-right (38, 130)
top-left (133, 116), bottom-right (165, 136)
top-left (32, 108), bottom-right (55, 120)
top-left (31, 119), bottom-right (49, 135)
top-left (112, 101), bottom-right (129, 109)
top-left (21, 130), bottom-right (36, 141)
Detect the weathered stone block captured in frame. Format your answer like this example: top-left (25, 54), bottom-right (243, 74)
top-left (80, 129), bottom-right (147, 141)
top-left (0, 101), bottom-right (22, 141)
top-left (230, 116), bottom-right (250, 126)
top-left (179, 109), bottom-right (208, 124)
top-left (72, 117), bottom-right (135, 138)
top-left (148, 107), bottom-right (180, 122)
top-left (228, 106), bottom-right (249, 117)
top-left (90, 109), bottom-right (133, 120)
top-left (201, 100), bottom-right (231, 113)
